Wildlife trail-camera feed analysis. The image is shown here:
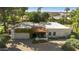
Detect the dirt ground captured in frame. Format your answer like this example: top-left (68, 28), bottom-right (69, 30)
top-left (5, 39), bottom-right (65, 51)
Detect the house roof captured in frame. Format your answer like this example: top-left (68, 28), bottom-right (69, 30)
top-left (45, 22), bottom-right (71, 29)
top-left (15, 22), bottom-right (33, 29)
top-left (15, 22), bottom-right (71, 30)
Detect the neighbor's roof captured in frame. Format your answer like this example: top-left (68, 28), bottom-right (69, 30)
top-left (45, 22), bottom-right (71, 29)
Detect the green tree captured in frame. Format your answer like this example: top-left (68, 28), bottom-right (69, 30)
top-left (41, 12), bottom-right (49, 22)
top-left (64, 7), bottom-right (70, 24)
top-left (28, 12), bottom-right (41, 23)
top-left (0, 7), bottom-right (28, 32)
top-left (0, 7), bottom-right (9, 32)
top-left (28, 12), bottom-right (49, 23)
top-left (37, 7), bottom-right (42, 12)
top-left (69, 8), bottom-right (79, 32)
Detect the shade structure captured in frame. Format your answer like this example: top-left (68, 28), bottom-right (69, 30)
top-left (32, 26), bottom-right (47, 33)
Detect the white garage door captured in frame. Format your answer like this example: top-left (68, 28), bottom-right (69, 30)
top-left (14, 33), bottom-right (30, 39)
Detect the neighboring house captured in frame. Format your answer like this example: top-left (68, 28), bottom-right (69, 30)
top-left (48, 12), bottom-right (65, 19)
top-left (11, 22), bottom-right (72, 40)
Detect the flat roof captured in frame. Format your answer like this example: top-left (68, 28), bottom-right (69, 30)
top-left (15, 22), bottom-right (71, 29)
top-left (45, 22), bottom-right (71, 29)
top-left (15, 22), bottom-right (33, 29)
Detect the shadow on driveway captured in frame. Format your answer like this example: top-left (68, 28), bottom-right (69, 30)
top-left (6, 39), bottom-right (64, 51)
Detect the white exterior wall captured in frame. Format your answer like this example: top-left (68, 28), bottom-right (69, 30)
top-left (14, 33), bottom-right (30, 39)
top-left (11, 30), bottom-right (30, 39)
top-left (46, 29), bottom-right (71, 38)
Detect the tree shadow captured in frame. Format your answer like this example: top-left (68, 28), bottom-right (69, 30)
top-left (8, 39), bottom-right (63, 51)
top-left (7, 47), bottom-right (21, 51)
top-left (0, 47), bottom-right (21, 51)
top-left (7, 43), bottom-right (21, 51)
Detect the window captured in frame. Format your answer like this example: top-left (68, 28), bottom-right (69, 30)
top-left (53, 32), bottom-right (56, 36)
top-left (48, 32), bottom-right (51, 35)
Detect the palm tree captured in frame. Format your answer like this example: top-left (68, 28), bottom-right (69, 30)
top-left (64, 7), bottom-right (70, 24)
top-left (37, 7), bottom-right (42, 12)
top-left (65, 7), bottom-right (70, 13)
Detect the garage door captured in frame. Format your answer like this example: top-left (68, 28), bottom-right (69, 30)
top-left (14, 33), bottom-right (30, 39)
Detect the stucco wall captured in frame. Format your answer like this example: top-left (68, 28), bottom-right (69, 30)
top-left (14, 33), bottom-right (30, 39)
top-left (46, 29), bottom-right (71, 38)
top-left (11, 30), bottom-right (30, 39)
top-left (11, 28), bottom-right (71, 39)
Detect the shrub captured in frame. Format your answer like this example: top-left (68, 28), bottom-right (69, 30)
top-left (76, 33), bottom-right (79, 39)
top-left (0, 35), bottom-right (10, 43)
top-left (62, 39), bottom-right (79, 51)
top-left (0, 41), bottom-right (6, 48)
top-left (70, 35), bottom-right (76, 39)
top-left (0, 39), bottom-right (6, 48)
top-left (0, 35), bottom-right (10, 48)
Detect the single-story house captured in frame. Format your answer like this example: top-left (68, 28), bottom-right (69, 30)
top-left (11, 22), bottom-right (33, 39)
top-left (45, 22), bottom-right (72, 38)
top-left (11, 22), bottom-right (72, 40)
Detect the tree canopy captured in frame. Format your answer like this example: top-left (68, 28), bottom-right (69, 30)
top-left (0, 7), bottom-right (28, 32)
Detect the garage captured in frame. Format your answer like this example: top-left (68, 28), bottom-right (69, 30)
top-left (11, 23), bottom-right (32, 39)
top-left (14, 33), bottom-right (30, 39)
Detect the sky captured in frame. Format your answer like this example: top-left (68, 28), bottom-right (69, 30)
top-left (27, 7), bottom-right (77, 12)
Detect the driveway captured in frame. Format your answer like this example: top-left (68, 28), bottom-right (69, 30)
top-left (6, 39), bottom-right (65, 51)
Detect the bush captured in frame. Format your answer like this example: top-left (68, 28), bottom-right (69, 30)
top-left (0, 38), bottom-right (6, 48)
top-left (62, 39), bottom-right (79, 51)
top-left (70, 35), bottom-right (76, 39)
top-left (76, 33), bottom-right (79, 39)
top-left (0, 39), bottom-right (6, 48)
top-left (0, 35), bottom-right (10, 48)
top-left (0, 35), bottom-right (10, 43)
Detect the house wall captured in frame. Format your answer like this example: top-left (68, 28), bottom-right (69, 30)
top-left (46, 29), bottom-right (71, 38)
top-left (11, 28), bottom-right (71, 40)
top-left (11, 29), bottom-right (30, 39)
top-left (14, 33), bottom-right (30, 39)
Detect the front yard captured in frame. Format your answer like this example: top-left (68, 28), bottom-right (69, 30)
top-left (6, 39), bottom-right (65, 51)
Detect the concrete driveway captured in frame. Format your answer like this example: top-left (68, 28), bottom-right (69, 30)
top-left (6, 39), bottom-right (65, 51)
